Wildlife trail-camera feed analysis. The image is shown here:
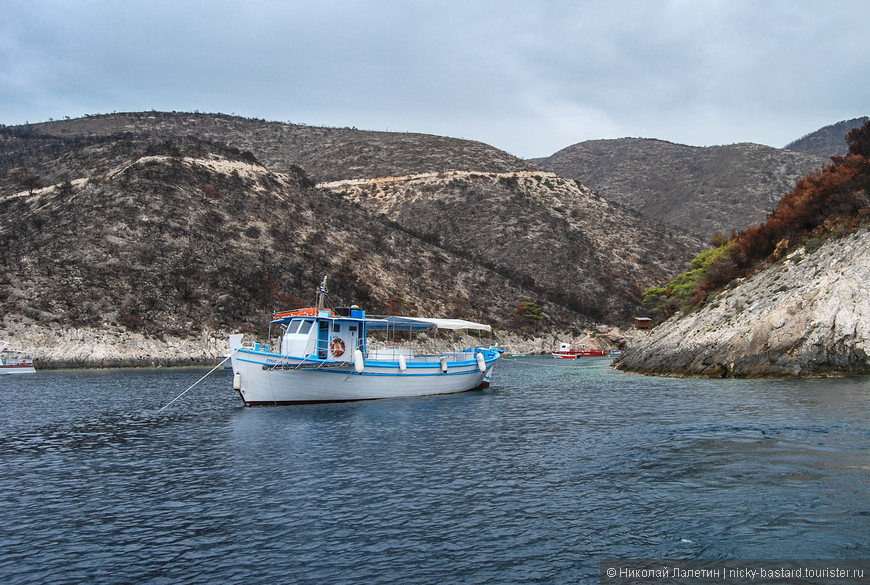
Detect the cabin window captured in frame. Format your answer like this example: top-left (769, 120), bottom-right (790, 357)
top-left (349, 325), bottom-right (357, 333)
top-left (287, 319), bottom-right (303, 334)
top-left (333, 323), bottom-right (341, 332)
top-left (298, 320), bottom-right (313, 335)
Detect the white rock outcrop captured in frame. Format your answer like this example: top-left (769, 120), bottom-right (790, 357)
top-left (0, 322), bottom-right (228, 368)
top-left (616, 227), bottom-right (870, 377)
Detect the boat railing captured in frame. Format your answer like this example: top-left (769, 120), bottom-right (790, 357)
top-left (1, 349), bottom-right (33, 366)
top-left (365, 344), bottom-right (482, 363)
top-left (250, 335), bottom-right (487, 369)
top-left (367, 345), bottom-right (414, 361)
top-left (263, 353), bottom-right (351, 371)
top-left (408, 352), bottom-right (478, 363)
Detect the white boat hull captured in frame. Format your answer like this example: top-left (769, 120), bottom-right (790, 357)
top-left (231, 348), bottom-right (497, 405)
top-left (0, 365), bottom-right (36, 374)
top-left (1, 344), bottom-right (35, 374)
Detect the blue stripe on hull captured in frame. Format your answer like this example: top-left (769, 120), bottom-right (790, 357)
top-left (232, 351), bottom-right (499, 405)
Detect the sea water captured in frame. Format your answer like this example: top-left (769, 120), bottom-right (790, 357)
top-left (1, 358), bottom-right (868, 584)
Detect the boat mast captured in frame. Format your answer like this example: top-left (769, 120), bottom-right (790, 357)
top-left (317, 276), bottom-right (328, 311)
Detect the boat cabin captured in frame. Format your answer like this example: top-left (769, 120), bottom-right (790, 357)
top-left (273, 306), bottom-right (367, 361)
top-left (269, 305), bottom-right (495, 364)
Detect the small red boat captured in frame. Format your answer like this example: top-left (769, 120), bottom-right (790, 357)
top-left (551, 341), bottom-right (608, 359)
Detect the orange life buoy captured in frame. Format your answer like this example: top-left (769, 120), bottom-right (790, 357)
top-left (330, 338), bottom-right (346, 357)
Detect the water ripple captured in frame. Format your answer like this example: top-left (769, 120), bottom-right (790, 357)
top-left (1, 362), bottom-right (868, 584)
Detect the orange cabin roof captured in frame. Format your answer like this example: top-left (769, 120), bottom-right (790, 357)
top-left (273, 307), bottom-right (332, 319)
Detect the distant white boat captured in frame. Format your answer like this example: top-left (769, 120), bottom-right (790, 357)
top-left (229, 277), bottom-right (501, 405)
top-left (0, 342), bottom-right (36, 374)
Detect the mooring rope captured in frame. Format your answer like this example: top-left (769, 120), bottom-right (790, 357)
top-left (158, 351), bottom-right (235, 413)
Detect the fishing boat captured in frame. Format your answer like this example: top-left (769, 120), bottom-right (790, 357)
top-left (0, 342), bottom-right (36, 374)
top-left (228, 278), bottom-right (501, 405)
top-left (551, 341), bottom-right (608, 359)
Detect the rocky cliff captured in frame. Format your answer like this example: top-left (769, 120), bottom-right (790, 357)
top-left (615, 227), bottom-right (870, 377)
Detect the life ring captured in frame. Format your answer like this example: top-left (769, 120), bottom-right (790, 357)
top-left (330, 338), bottom-right (346, 357)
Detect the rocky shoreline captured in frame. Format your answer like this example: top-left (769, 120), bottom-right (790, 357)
top-left (615, 228), bottom-right (870, 378)
top-left (1, 322), bottom-right (229, 369)
top-left (1, 321), bottom-right (626, 370)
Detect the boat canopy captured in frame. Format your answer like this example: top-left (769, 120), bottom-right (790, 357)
top-left (365, 316), bottom-right (491, 333)
top-left (268, 312), bottom-right (492, 332)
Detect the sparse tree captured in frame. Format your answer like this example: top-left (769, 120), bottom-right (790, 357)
top-left (57, 179), bottom-right (74, 198)
top-left (23, 173), bottom-right (44, 195)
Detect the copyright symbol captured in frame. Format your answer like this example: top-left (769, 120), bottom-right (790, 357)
top-left (607, 568), bottom-right (617, 578)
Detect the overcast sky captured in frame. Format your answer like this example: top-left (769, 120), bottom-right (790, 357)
top-left (2, 0), bottom-right (868, 158)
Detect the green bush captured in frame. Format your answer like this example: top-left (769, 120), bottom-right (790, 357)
top-left (642, 243), bottom-right (735, 316)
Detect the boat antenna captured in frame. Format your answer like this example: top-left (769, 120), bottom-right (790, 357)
top-left (317, 275), bottom-right (328, 311)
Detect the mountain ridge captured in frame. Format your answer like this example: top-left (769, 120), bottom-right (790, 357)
top-left (11, 111), bottom-right (536, 182)
top-left (785, 117), bottom-right (869, 157)
top-left (5, 111), bottom-right (864, 368)
top-left (533, 138), bottom-right (828, 240)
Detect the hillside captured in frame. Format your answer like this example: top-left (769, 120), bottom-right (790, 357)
top-left (321, 170), bottom-right (701, 323)
top-left (0, 113), bottom-right (704, 366)
top-left (533, 139), bottom-right (827, 241)
top-left (785, 117), bottom-right (868, 158)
